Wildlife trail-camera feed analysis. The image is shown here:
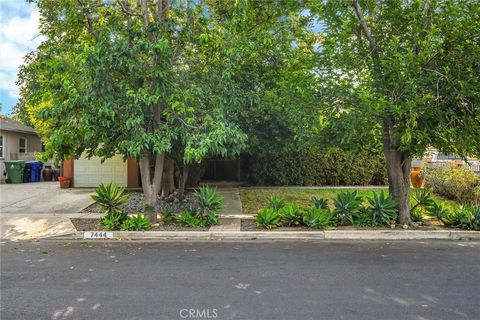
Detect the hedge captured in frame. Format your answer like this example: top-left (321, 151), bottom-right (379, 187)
top-left (247, 147), bottom-right (387, 186)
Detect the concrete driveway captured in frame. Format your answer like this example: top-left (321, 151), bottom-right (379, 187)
top-left (0, 182), bottom-right (94, 240)
top-left (0, 181), bottom-right (94, 214)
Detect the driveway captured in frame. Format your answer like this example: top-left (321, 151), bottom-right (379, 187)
top-left (0, 182), bottom-right (94, 240)
top-left (0, 181), bottom-right (93, 214)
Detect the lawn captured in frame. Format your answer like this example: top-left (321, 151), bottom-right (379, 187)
top-left (240, 187), bottom-right (459, 215)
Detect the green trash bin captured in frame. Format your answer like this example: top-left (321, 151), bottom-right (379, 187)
top-left (5, 160), bottom-right (26, 184)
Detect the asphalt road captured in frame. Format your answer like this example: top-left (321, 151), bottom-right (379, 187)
top-left (1, 240), bottom-right (479, 320)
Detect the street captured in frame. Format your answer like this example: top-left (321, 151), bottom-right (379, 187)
top-left (1, 240), bottom-right (479, 320)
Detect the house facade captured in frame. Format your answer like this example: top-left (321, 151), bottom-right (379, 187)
top-left (0, 117), bottom-right (43, 182)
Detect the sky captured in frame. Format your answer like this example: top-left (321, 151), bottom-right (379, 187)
top-left (0, 0), bottom-right (43, 115)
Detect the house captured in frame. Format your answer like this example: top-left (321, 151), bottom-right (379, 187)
top-left (0, 117), bottom-right (43, 182)
top-left (61, 156), bottom-right (241, 188)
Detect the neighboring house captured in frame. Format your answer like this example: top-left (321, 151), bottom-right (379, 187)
top-left (0, 117), bottom-right (43, 182)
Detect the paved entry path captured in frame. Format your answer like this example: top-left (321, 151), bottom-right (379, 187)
top-left (208, 186), bottom-right (246, 231)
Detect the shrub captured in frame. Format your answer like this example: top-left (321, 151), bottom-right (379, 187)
top-left (120, 214), bottom-right (151, 231)
top-left (195, 186), bottom-right (224, 216)
top-left (279, 204), bottom-right (304, 226)
top-left (256, 208), bottom-right (281, 229)
top-left (313, 197), bottom-right (329, 210)
top-left (366, 192), bottom-right (398, 227)
top-left (333, 191), bottom-right (363, 225)
top-left (161, 211), bottom-right (176, 224)
top-left (101, 210), bottom-right (128, 231)
top-left (176, 209), bottom-right (219, 228)
top-left (302, 207), bottom-right (334, 229)
top-left (410, 208), bottom-right (424, 223)
top-left (268, 195), bottom-right (285, 211)
top-left (177, 210), bottom-right (205, 228)
top-left (410, 189), bottom-right (435, 212)
top-left (248, 147), bottom-right (387, 186)
top-left (350, 207), bottom-right (373, 227)
top-left (427, 201), bottom-right (480, 231)
top-left (422, 167), bottom-right (480, 205)
top-left (91, 182), bottom-right (129, 215)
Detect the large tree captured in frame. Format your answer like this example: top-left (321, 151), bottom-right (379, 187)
top-left (314, 0), bottom-right (480, 224)
top-left (17, 0), bottom-right (249, 222)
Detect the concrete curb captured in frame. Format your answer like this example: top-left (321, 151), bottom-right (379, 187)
top-left (42, 230), bottom-right (480, 241)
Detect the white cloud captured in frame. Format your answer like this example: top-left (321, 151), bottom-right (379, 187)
top-left (0, 6), bottom-right (43, 104)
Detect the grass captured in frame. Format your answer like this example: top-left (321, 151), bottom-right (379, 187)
top-left (240, 187), bottom-right (460, 215)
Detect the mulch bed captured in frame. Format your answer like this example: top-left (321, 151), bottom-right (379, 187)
top-left (70, 218), bottom-right (209, 232)
top-left (81, 191), bottom-right (196, 215)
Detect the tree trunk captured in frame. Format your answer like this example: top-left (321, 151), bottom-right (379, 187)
top-left (382, 119), bottom-right (411, 225)
top-left (139, 152), bottom-right (165, 223)
top-left (178, 165), bottom-right (190, 200)
top-left (161, 156), bottom-right (175, 197)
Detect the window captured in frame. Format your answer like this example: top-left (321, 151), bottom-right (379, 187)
top-left (0, 135), bottom-right (3, 158)
top-left (19, 138), bottom-right (27, 153)
top-left (437, 152), bottom-right (461, 160)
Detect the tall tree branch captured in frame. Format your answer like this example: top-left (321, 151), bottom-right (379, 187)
top-left (352, 0), bottom-right (379, 60)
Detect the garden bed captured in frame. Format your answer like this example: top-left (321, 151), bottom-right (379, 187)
top-left (81, 191), bottom-right (196, 214)
top-left (70, 218), bottom-right (209, 232)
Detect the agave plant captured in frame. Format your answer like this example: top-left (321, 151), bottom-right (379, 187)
top-left (268, 195), bottom-right (286, 211)
top-left (256, 208), bottom-right (281, 229)
top-left (120, 214), bottom-right (151, 231)
top-left (302, 207), bottom-right (334, 229)
top-left (279, 204), bottom-right (303, 226)
top-left (427, 202), bottom-right (451, 224)
top-left (367, 192), bottom-right (398, 227)
top-left (195, 186), bottom-right (224, 216)
top-left (333, 191), bottom-right (363, 225)
top-left (313, 197), bottom-right (329, 210)
top-left (410, 188), bottom-right (435, 212)
top-left (91, 182), bottom-right (129, 215)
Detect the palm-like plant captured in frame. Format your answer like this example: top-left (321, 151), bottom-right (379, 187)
top-left (333, 191), bottom-right (363, 225)
top-left (279, 204), bottom-right (303, 226)
top-left (268, 195), bottom-right (285, 211)
top-left (313, 197), bottom-right (329, 210)
top-left (303, 207), bottom-right (334, 229)
top-left (91, 182), bottom-right (129, 215)
top-left (195, 186), bottom-right (224, 216)
top-left (256, 208), bottom-right (281, 229)
top-left (367, 192), bottom-right (398, 227)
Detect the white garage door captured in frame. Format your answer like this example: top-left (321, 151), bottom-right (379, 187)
top-left (74, 155), bottom-right (127, 187)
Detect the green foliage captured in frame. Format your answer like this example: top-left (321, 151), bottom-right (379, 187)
top-left (366, 192), bottom-right (398, 227)
top-left (302, 207), bottom-right (334, 229)
top-left (278, 204), bottom-right (304, 227)
top-left (422, 167), bottom-right (480, 205)
top-left (350, 207), bottom-right (373, 227)
top-left (161, 211), bottom-right (176, 225)
top-left (177, 211), bottom-right (206, 228)
top-left (410, 209), bottom-right (424, 223)
top-left (143, 203), bottom-right (155, 213)
top-left (204, 213), bottom-right (220, 227)
top-left (429, 203), bottom-right (480, 231)
top-left (120, 215), bottom-right (151, 231)
top-left (176, 208), bottom-right (219, 228)
top-left (333, 191), bottom-right (363, 225)
top-left (313, 197), bottom-right (329, 210)
top-left (101, 211), bottom-right (128, 231)
top-left (255, 208), bottom-right (281, 229)
top-left (411, 189), bottom-right (435, 212)
top-left (427, 202), bottom-right (451, 222)
top-left (249, 148), bottom-right (387, 186)
top-left (195, 186), bottom-right (224, 216)
top-left (91, 183), bottom-right (128, 215)
top-left (268, 195), bottom-right (286, 211)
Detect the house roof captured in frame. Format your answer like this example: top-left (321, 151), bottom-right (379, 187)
top-left (0, 117), bottom-right (37, 135)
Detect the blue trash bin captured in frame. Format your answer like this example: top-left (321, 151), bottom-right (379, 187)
top-left (28, 161), bottom-right (43, 182)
